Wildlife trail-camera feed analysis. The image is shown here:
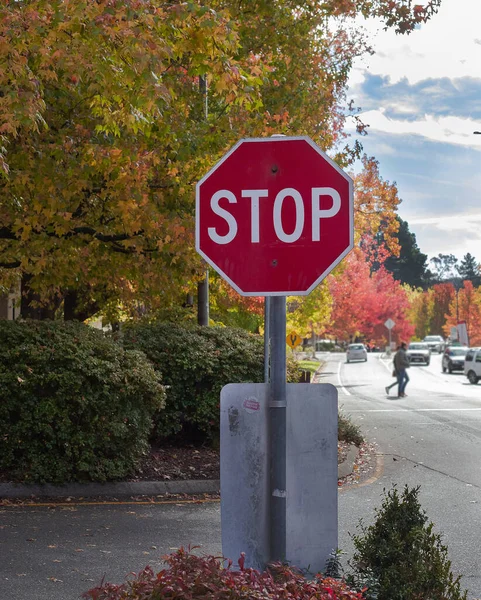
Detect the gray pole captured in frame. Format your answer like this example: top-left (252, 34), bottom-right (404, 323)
top-left (197, 268), bottom-right (209, 326)
top-left (264, 297), bottom-right (271, 383)
top-left (269, 295), bottom-right (287, 562)
top-left (197, 75), bottom-right (210, 326)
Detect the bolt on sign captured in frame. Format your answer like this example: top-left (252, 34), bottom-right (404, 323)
top-left (196, 136), bottom-right (354, 296)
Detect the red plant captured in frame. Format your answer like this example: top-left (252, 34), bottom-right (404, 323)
top-left (83, 547), bottom-right (365, 599)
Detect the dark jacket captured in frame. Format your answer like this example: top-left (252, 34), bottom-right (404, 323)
top-left (394, 347), bottom-right (410, 371)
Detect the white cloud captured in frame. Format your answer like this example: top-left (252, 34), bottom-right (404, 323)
top-left (345, 0), bottom-right (481, 263)
top-left (350, 110), bottom-right (481, 148)
top-left (403, 213), bottom-right (481, 262)
top-left (350, 0), bottom-right (481, 86)
top-left (409, 213), bottom-right (481, 227)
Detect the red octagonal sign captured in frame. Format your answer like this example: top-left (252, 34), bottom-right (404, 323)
top-left (196, 136), bottom-right (354, 296)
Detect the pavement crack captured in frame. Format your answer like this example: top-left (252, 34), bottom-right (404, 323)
top-left (381, 453), bottom-right (481, 489)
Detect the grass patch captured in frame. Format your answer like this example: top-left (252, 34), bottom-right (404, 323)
top-left (298, 359), bottom-right (321, 373)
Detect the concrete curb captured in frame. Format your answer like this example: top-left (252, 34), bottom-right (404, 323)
top-left (0, 479), bottom-right (221, 499)
top-left (337, 444), bottom-right (359, 479)
top-left (0, 448), bottom-right (359, 499)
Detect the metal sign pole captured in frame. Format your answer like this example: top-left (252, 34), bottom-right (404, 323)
top-left (384, 319), bottom-right (395, 354)
top-left (264, 297), bottom-right (271, 383)
top-left (269, 295), bottom-right (287, 562)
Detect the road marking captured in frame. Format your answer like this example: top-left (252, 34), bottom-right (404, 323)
top-left (348, 408), bottom-right (481, 413)
top-left (381, 356), bottom-right (393, 373)
top-left (337, 360), bottom-right (350, 396)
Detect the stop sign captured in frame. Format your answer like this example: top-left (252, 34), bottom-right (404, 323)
top-left (196, 136), bottom-right (353, 296)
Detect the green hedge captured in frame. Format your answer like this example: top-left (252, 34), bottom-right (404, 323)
top-left (0, 320), bottom-right (165, 484)
top-left (122, 323), bottom-right (301, 444)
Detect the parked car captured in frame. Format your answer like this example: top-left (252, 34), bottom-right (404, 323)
top-left (346, 343), bottom-right (367, 363)
top-left (464, 347), bottom-right (481, 384)
top-left (422, 335), bottom-right (445, 353)
top-left (442, 345), bottom-right (469, 373)
top-left (407, 342), bottom-right (430, 365)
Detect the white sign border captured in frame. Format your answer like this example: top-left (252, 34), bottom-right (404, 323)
top-left (195, 135), bottom-right (354, 296)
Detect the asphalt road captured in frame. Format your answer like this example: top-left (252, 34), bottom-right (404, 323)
top-left (1, 351), bottom-right (480, 600)
top-left (0, 500), bottom-right (222, 600)
top-left (329, 350), bottom-right (481, 599)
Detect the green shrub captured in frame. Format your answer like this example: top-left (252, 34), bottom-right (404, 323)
top-left (348, 485), bottom-right (468, 600)
top-left (83, 547), bottom-right (364, 599)
top-left (0, 320), bottom-right (165, 484)
top-left (338, 410), bottom-right (364, 446)
top-left (121, 322), bottom-right (301, 445)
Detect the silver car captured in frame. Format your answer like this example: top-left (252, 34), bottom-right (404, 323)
top-left (346, 343), bottom-right (367, 363)
top-left (442, 345), bottom-right (468, 373)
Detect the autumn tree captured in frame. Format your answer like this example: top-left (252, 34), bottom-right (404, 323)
top-left (352, 156), bottom-right (402, 255)
top-left (444, 281), bottom-right (481, 346)
top-left (1, 0), bottom-right (269, 318)
top-left (0, 0), bottom-right (442, 319)
top-left (365, 266), bottom-right (415, 345)
top-left (286, 283), bottom-right (333, 345)
top-left (430, 283), bottom-right (455, 336)
top-left (302, 154), bottom-right (403, 343)
top-left (209, 276), bottom-right (264, 332)
top-left (328, 252), bottom-right (371, 342)
top-left (405, 286), bottom-right (431, 340)
top-left (329, 245), bottom-right (414, 345)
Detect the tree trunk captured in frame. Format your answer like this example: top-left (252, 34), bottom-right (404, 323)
top-left (20, 275), bottom-right (59, 320)
top-left (197, 273), bottom-right (209, 326)
top-left (63, 289), bottom-right (99, 322)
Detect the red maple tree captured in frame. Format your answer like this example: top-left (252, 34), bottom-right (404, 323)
top-left (329, 244), bottom-right (414, 346)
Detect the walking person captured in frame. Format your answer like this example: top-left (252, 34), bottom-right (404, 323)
top-left (393, 341), bottom-right (410, 398)
top-left (385, 345), bottom-right (400, 395)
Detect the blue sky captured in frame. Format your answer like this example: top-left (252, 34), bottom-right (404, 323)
top-left (346, 0), bottom-right (481, 268)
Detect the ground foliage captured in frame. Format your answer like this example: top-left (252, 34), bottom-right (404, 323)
top-left (0, 320), bottom-right (165, 484)
top-left (83, 547), bottom-right (365, 600)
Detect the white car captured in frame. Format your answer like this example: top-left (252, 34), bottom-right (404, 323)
top-left (464, 348), bottom-right (481, 384)
top-left (423, 335), bottom-right (445, 353)
top-left (407, 342), bottom-right (430, 365)
top-left (346, 343), bottom-right (367, 363)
